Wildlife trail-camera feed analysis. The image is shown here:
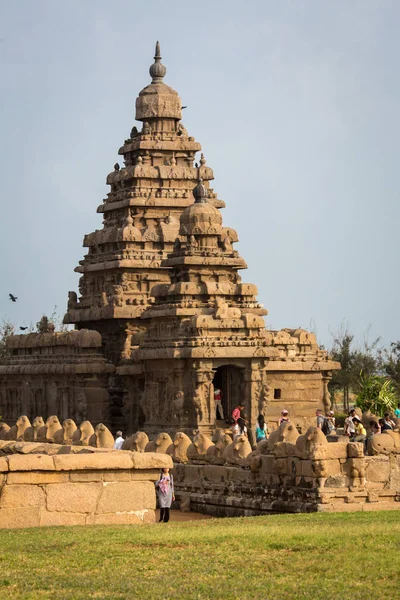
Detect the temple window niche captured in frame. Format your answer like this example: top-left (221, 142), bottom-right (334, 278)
top-left (274, 388), bottom-right (282, 400)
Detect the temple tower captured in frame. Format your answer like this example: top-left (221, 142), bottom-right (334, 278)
top-left (64, 42), bottom-right (224, 366)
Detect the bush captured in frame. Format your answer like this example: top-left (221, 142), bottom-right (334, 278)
top-left (334, 412), bottom-right (347, 427)
top-left (356, 372), bottom-right (398, 417)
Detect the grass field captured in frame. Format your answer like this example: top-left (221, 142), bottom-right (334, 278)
top-left (0, 511), bottom-right (399, 600)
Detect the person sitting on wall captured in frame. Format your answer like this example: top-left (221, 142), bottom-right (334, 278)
top-left (351, 417), bottom-right (367, 444)
top-left (255, 414), bottom-right (268, 443)
top-left (214, 387), bottom-right (224, 420)
top-left (383, 412), bottom-right (396, 430)
top-left (344, 409), bottom-right (356, 437)
top-left (379, 417), bottom-right (392, 432)
top-left (113, 430), bottom-right (124, 449)
top-left (279, 409), bottom-right (290, 425)
top-left (232, 403), bottom-right (245, 423)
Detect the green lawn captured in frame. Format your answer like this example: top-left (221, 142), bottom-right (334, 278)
top-left (0, 511), bottom-right (399, 600)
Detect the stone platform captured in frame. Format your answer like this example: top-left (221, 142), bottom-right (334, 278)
top-left (0, 442), bottom-right (171, 528)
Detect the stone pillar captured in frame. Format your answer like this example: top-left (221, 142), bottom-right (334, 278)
top-left (322, 371), bottom-right (332, 414)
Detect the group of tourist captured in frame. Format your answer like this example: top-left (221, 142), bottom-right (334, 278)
top-left (343, 407), bottom-right (398, 448)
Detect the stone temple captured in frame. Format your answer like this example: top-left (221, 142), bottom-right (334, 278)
top-left (0, 43), bottom-right (340, 434)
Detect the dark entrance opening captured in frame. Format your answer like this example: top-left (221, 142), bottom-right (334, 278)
top-left (213, 365), bottom-right (243, 423)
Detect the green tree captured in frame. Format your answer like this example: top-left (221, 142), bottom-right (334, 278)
top-left (356, 372), bottom-right (398, 416)
top-left (378, 341), bottom-right (400, 393)
top-left (329, 323), bottom-right (380, 411)
top-left (0, 319), bottom-right (15, 364)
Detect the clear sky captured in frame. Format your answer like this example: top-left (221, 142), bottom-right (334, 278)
top-left (0, 0), bottom-right (399, 348)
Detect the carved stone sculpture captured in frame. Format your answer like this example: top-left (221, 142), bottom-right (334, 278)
top-left (62, 418), bottom-right (77, 444)
top-left (23, 416), bottom-right (45, 442)
top-left (168, 431), bottom-right (191, 463)
top-left (205, 431), bottom-right (232, 465)
top-left (93, 423), bottom-right (114, 448)
top-left (72, 420), bottom-right (95, 446)
top-left (15, 415), bottom-right (32, 440)
top-left (187, 431), bottom-right (214, 462)
top-left (295, 426), bottom-right (328, 459)
top-left (122, 431), bottom-right (149, 452)
top-left (145, 432), bottom-right (173, 453)
top-left (223, 434), bottom-right (252, 466)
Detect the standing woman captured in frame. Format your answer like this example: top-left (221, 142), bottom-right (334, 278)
top-left (255, 414), bottom-right (268, 443)
top-left (155, 467), bottom-right (175, 523)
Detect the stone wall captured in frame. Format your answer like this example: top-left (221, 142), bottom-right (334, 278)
top-left (0, 443), bottom-right (172, 528)
top-left (173, 443), bottom-right (400, 517)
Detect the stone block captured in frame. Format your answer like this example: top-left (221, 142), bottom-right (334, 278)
top-left (39, 510), bottom-right (87, 526)
top-left (46, 482), bottom-right (102, 513)
top-left (8, 454), bottom-right (54, 472)
top-left (365, 457), bottom-right (390, 483)
top-left (0, 506), bottom-right (40, 528)
top-left (363, 501), bottom-right (400, 511)
top-left (365, 481), bottom-right (385, 490)
top-left (96, 481), bottom-right (155, 513)
top-left (311, 443), bottom-right (348, 460)
top-left (0, 457), bottom-right (8, 472)
top-left (0, 484), bottom-right (45, 508)
top-left (259, 455), bottom-right (278, 475)
top-left (53, 453), bottom-right (133, 471)
top-left (130, 470), bottom-right (159, 481)
top-left (86, 510), bottom-right (153, 525)
top-left (131, 452), bottom-right (172, 470)
top-left (323, 475), bottom-right (348, 488)
top-left (69, 471), bottom-right (103, 482)
top-left (7, 472), bottom-right (69, 485)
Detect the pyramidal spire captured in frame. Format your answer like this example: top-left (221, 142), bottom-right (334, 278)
top-left (149, 41), bottom-right (167, 83)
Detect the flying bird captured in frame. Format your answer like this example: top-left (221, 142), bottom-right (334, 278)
top-left (19, 326), bottom-right (28, 331)
top-left (182, 106), bottom-right (187, 109)
top-left (9, 293), bottom-right (17, 302)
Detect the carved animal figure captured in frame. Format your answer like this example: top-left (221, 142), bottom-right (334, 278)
top-left (122, 431), bottom-right (149, 452)
top-left (145, 432), bottom-right (173, 454)
top-left (168, 432), bottom-right (192, 463)
top-left (61, 418), bottom-right (77, 444)
top-left (214, 297), bottom-right (241, 319)
top-left (206, 431), bottom-right (232, 465)
top-left (44, 415), bottom-right (63, 442)
top-left (268, 421), bottom-right (299, 452)
top-left (93, 423), bottom-right (114, 448)
top-left (367, 433), bottom-right (395, 455)
top-left (223, 434), bottom-right (252, 466)
top-left (10, 415), bottom-right (32, 441)
top-left (296, 426), bottom-right (328, 459)
top-left (0, 422), bottom-right (10, 440)
top-left (383, 430), bottom-right (400, 449)
top-left (187, 431), bottom-right (214, 462)
top-left (72, 420), bottom-right (95, 446)
top-left (23, 416), bottom-right (45, 442)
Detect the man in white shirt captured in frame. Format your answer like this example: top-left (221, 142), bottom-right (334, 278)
top-left (344, 409), bottom-right (356, 437)
top-left (113, 430), bottom-right (124, 449)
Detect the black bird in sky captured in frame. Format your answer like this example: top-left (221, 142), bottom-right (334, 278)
top-left (19, 327), bottom-right (28, 331)
top-left (182, 106), bottom-right (187, 109)
top-left (9, 293), bottom-right (17, 302)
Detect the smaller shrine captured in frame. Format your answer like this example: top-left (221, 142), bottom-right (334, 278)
top-left (135, 180), bottom-right (338, 434)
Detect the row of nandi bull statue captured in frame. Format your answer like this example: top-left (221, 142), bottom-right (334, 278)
top-left (1, 415), bottom-right (399, 463)
top-left (0, 416), bottom-right (115, 448)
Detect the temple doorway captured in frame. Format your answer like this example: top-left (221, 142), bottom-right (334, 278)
top-left (213, 365), bottom-right (243, 422)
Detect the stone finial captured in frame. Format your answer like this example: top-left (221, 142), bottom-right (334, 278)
top-left (192, 178), bottom-right (207, 204)
top-left (199, 153), bottom-right (206, 166)
top-left (149, 41), bottom-right (167, 83)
